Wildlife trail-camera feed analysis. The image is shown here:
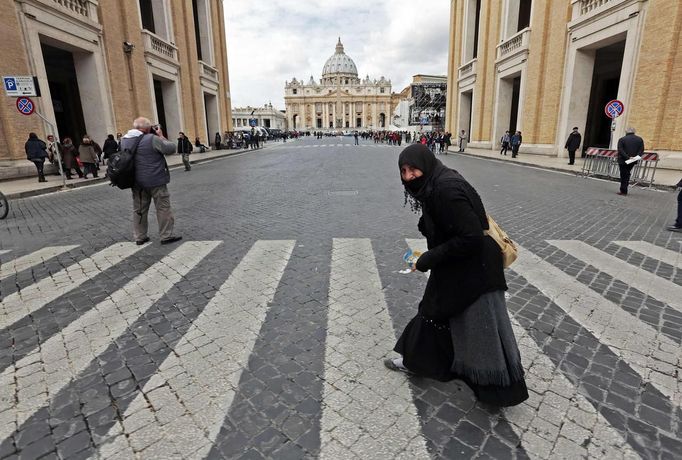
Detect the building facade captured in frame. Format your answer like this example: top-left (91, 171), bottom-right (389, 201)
top-left (446, 0), bottom-right (682, 168)
top-left (232, 103), bottom-right (287, 131)
top-left (0, 0), bottom-right (232, 162)
top-left (284, 38), bottom-right (396, 131)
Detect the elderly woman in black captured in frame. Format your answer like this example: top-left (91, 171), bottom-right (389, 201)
top-left (386, 143), bottom-right (528, 407)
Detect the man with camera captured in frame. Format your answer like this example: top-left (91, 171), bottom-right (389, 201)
top-left (120, 117), bottom-right (182, 245)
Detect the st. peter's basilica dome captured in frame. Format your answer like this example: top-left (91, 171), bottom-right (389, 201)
top-left (321, 38), bottom-right (358, 77)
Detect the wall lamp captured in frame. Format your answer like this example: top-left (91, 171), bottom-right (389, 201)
top-left (123, 41), bottom-right (135, 54)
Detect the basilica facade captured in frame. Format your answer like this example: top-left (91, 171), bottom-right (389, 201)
top-left (284, 39), bottom-right (396, 131)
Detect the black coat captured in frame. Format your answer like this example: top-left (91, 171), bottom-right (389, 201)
top-left (565, 131), bottom-right (581, 151)
top-left (177, 137), bottom-right (193, 154)
top-left (417, 176), bottom-right (507, 320)
top-left (617, 133), bottom-right (644, 165)
top-left (25, 138), bottom-right (47, 161)
top-left (102, 138), bottom-right (119, 158)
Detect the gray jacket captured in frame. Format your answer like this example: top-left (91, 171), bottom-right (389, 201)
top-left (121, 130), bottom-right (176, 188)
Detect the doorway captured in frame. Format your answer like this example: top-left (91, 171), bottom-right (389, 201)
top-left (41, 43), bottom-right (86, 143)
top-left (583, 41), bottom-right (625, 152)
top-left (459, 90), bottom-right (473, 140)
top-left (153, 79), bottom-right (167, 133)
top-left (203, 92), bottom-right (219, 144)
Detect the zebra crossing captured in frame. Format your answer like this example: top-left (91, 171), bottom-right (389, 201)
top-left (0, 237), bottom-right (680, 458)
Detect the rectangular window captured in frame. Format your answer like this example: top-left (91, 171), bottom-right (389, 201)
top-left (380, 87), bottom-right (385, 93)
top-left (293, 89), bottom-right (297, 95)
top-left (192, 0), bottom-right (202, 61)
top-left (139, 0), bottom-right (155, 33)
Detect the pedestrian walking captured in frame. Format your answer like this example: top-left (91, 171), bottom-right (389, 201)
top-left (177, 132), bottom-right (193, 171)
top-left (511, 131), bottom-right (522, 158)
top-left (120, 117), bottom-right (181, 246)
top-left (61, 137), bottom-right (82, 179)
top-left (102, 134), bottom-right (119, 165)
top-left (565, 127), bottom-right (582, 165)
top-left (78, 135), bottom-right (99, 178)
top-left (385, 144), bottom-right (528, 407)
top-left (354, 131), bottom-right (359, 145)
top-left (25, 132), bottom-right (48, 183)
top-left (667, 178), bottom-right (682, 232)
top-left (616, 127), bottom-right (644, 196)
top-left (500, 131), bottom-right (510, 156)
top-left (458, 130), bottom-right (468, 152)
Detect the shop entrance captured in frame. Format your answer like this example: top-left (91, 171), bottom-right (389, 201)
top-left (41, 43), bottom-right (86, 143)
top-left (583, 41), bottom-right (625, 153)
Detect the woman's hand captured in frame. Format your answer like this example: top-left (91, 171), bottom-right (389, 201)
top-left (415, 251), bottom-right (436, 272)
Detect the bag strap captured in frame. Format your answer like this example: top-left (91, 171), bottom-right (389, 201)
top-left (130, 134), bottom-right (144, 156)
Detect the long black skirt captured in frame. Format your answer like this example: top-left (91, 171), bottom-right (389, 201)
top-left (394, 291), bottom-right (529, 407)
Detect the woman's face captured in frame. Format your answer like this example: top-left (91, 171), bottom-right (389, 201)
top-left (401, 165), bottom-right (423, 182)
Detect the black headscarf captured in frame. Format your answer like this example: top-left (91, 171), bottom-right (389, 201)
top-left (398, 144), bottom-right (459, 212)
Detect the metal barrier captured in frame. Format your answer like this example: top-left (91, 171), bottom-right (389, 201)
top-left (580, 147), bottom-right (659, 187)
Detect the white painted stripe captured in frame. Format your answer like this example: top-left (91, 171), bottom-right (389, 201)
top-left (0, 243), bottom-right (142, 330)
top-left (405, 239), bottom-right (637, 458)
top-left (548, 240), bottom-right (682, 313)
top-left (0, 245), bottom-right (79, 282)
top-left (96, 240), bottom-right (294, 459)
top-left (613, 240), bottom-right (682, 270)
top-left (0, 250), bottom-right (10, 256)
top-left (0, 241), bottom-right (220, 443)
top-left (320, 238), bottom-right (429, 459)
top-left (513, 245), bottom-right (682, 406)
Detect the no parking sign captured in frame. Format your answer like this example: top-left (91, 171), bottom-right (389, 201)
top-left (604, 99), bottom-right (624, 119)
top-left (16, 96), bottom-right (35, 116)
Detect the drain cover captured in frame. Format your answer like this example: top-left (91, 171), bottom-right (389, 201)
top-left (327, 190), bottom-right (359, 197)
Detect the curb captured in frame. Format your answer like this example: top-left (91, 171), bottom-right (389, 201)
top-left (453, 150), bottom-right (679, 192)
top-left (4, 149), bottom-right (251, 200)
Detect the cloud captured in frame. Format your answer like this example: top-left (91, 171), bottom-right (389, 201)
top-left (223, 1), bottom-right (450, 110)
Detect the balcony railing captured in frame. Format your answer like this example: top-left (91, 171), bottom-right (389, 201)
top-left (458, 59), bottom-right (476, 79)
top-left (580, 0), bottom-right (614, 15)
top-left (51, 0), bottom-right (88, 17)
top-left (496, 28), bottom-right (531, 61)
top-left (142, 30), bottom-right (178, 62)
top-left (199, 61), bottom-right (219, 81)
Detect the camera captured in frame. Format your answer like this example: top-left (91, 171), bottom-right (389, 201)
top-left (151, 124), bottom-right (162, 135)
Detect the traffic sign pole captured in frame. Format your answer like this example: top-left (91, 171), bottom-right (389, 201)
top-left (604, 99), bottom-right (625, 149)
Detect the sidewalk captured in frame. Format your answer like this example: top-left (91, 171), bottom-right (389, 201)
top-left (0, 147), bottom-right (258, 199)
top-left (450, 147), bottom-right (681, 189)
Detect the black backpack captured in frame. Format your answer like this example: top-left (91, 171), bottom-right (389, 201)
top-left (107, 135), bottom-right (143, 189)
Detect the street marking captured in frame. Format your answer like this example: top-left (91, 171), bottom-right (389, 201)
top-left (507, 318), bottom-right (636, 458)
top-left (0, 241), bottom-right (220, 443)
top-left (0, 250), bottom-right (10, 256)
top-left (320, 238), bottom-right (429, 459)
top-left (96, 240), bottom-right (294, 459)
top-left (0, 243), bottom-right (142, 330)
top-left (513, 245), bottom-right (682, 406)
top-left (547, 240), bottom-right (682, 313)
top-left (406, 238), bottom-right (645, 458)
top-left (0, 245), bottom-right (79, 282)
top-left (613, 241), bottom-right (682, 269)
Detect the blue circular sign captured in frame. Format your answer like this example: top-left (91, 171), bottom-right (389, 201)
top-left (16, 97), bottom-right (34, 116)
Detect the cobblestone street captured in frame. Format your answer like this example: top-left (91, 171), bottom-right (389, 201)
top-left (0, 137), bottom-right (680, 459)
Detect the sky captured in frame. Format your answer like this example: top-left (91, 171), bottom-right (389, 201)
top-left (223, 0), bottom-right (451, 110)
